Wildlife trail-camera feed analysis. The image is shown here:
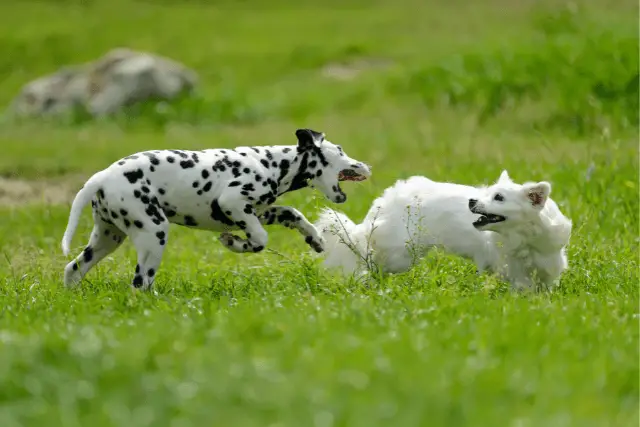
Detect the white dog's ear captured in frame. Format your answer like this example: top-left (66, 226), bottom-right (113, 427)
top-left (523, 182), bottom-right (551, 209)
top-left (498, 170), bottom-right (511, 183)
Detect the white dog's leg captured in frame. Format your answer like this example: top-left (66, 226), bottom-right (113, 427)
top-left (259, 206), bottom-right (325, 253)
top-left (64, 214), bottom-right (127, 288)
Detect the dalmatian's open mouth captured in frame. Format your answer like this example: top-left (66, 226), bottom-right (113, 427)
top-left (338, 169), bottom-right (367, 182)
top-left (472, 214), bottom-right (507, 228)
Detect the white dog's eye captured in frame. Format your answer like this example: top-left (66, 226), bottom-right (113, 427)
top-left (493, 193), bottom-right (505, 202)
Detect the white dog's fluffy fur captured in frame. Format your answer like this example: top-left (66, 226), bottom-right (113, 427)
top-left (315, 170), bottom-right (572, 290)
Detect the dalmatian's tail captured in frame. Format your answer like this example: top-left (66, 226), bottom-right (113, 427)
top-left (314, 208), bottom-right (370, 275)
top-left (61, 170), bottom-right (108, 256)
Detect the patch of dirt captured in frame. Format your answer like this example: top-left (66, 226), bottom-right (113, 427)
top-left (0, 176), bottom-right (83, 207)
top-left (321, 58), bottom-right (394, 81)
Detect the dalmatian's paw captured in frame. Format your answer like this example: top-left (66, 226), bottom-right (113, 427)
top-left (218, 232), bottom-right (245, 253)
top-left (305, 234), bottom-right (326, 253)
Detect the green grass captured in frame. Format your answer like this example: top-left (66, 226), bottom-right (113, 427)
top-left (0, 0), bottom-right (638, 426)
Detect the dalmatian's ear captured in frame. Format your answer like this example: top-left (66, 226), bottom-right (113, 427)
top-left (295, 128), bottom-right (324, 150)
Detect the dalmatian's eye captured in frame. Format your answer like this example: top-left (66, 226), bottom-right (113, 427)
top-left (493, 193), bottom-right (505, 202)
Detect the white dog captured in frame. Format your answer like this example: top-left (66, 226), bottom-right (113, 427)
top-left (315, 170), bottom-right (572, 290)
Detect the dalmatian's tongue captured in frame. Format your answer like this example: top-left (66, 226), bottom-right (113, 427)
top-left (338, 169), bottom-right (366, 182)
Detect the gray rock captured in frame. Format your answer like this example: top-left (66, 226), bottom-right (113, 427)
top-left (8, 48), bottom-right (198, 118)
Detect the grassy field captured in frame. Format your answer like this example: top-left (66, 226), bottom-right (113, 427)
top-left (0, 0), bottom-right (638, 426)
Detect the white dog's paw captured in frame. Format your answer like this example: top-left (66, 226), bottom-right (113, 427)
top-left (305, 233), bottom-right (326, 253)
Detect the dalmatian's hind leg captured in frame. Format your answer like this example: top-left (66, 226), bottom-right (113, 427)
top-left (128, 220), bottom-right (170, 291)
top-left (64, 211), bottom-right (127, 288)
top-left (259, 206), bottom-right (325, 253)
top-left (216, 194), bottom-right (268, 253)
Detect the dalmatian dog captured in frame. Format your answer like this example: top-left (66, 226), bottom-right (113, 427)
top-left (61, 128), bottom-right (371, 290)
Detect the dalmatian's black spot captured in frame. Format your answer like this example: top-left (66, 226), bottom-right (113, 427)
top-left (148, 268), bottom-right (155, 277)
top-left (255, 174), bottom-right (262, 182)
top-left (72, 263), bottom-right (78, 271)
top-left (243, 243), bottom-right (248, 250)
top-left (133, 275), bottom-right (143, 288)
top-left (141, 195), bottom-right (150, 204)
top-left (260, 159), bottom-right (270, 168)
top-left (243, 168), bottom-right (250, 174)
top-left (225, 210), bottom-right (232, 215)
top-left (284, 153), bottom-right (313, 194)
top-left (159, 239), bottom-right (166, 245)
top-left (118, 161), bottom-right (126, 166)
top-left (309, 160), bottom-right (317, 168)
top-left (240, 191), bottom-right (249, 196)
top-left (167, 156), bottom-right (175, 163)
top-left (170, 150), bottom-right (189, 159)
top-left (158, 188), bottom-right (165, 195)
top-left (124, 169), bottom-right (144, 184)
top-left (242, 183), bottom-right (255, 192)
top-left (83, 246), bottom-right (93, 262)
top-left (136, 264), bottom-right (140, 274)
top-left (125, 155), bottom-right (139, 160)
top-left (240, 153), bottom-right (247, 157)
top-left (213, 161), bottom-right (226, 172)
top-left (156, 231), bottom-right (165, 240)
top-left (265, 150), bottom-right (273, 160)
top-left (202, 181), bottom-right (213, 192)
top-left (120, 209), bottom-right (128, 216)
top-left (229, 181), bottom-right (241, 187)
top-left (145, 204), bottom-right (165, 224)
top-left (210, 199), bottom-right (235, 226)
top-left (134, 220), bottom-right (144, 229)
top-left (243, 204), bottom-right (253, 214)
top-left (305, 235), bottom-right (314, 244)
top-left (235, 220), bottom-right (247, 229)
top-left (192, 181), bottom-right (199, 188)
top-left (97, 188), bottom-right (105, 199)
top-left (91, 200), bottom-right (97, 208)
top-left (277, 159), bottom-right (291, 184)
top-left (105, 229), bottom-right (111, 236)
top-left (164, 209), bottom-right (176, 218)
top-left (220, 150), bottom-right (227, 154)
top-left (278, 210), bottom-right (299, 223)
top-left (197, 190), bottom-right (203, 195)
top-left (134, 190), bottom-right (141, 198)
top-left (141, 186), bottom-right (150, 194)
top-left (191, 153), bottom-right (200, 163)
top-left (180, 160), bottom-right (196, 169)
top-left (150, 166), bottom-right (155, 172)
top-left (202, 169), bottom-right (210, 179)
top-left (271, 161), bottom-right (277, 168)
top-left (232, 161), bottom-right (241, 168)
top-left (143, 152), bottom-right (161, 165)
top-left (184, 215), bottom-right (198, 226)
top-left (251, 147), bottom-right (260, 153)
top-left (316, 169), bottom-right (323, 177)
top-left (232, 168), bottom-right (241, 178)
top-left (252, 245), bottom-right (264, 253)
top-left (283, 148), bottom-right (291, 153)
top-left (124, 219), bottom-right (131, 228)
top-left (110, 210), bottom-right (119, 219)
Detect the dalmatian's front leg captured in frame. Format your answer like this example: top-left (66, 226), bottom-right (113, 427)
top-left (216, 194), bottom-right (268, 253)
top-left (259, 206), bottom-right (325, 253)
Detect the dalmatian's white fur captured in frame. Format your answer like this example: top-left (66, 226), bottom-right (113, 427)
top-left (61, 128), bottom-right (371, 290)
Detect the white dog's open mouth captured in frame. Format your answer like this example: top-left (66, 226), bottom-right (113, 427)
top-left (473, 214), bottom-right (506, 228)
top-left (338, 169), bottom-right (367, 182)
